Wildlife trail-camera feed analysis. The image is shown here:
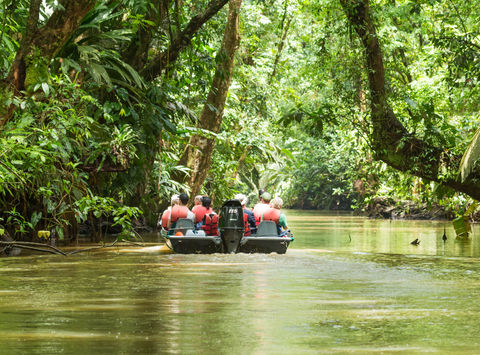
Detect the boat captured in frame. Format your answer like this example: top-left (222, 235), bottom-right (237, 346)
top-left (239, 221), bottom-right (293, 254)
top-left (162, 199), bottom-right (294, 254)
top-left (162, 219), bottom-right (223, 254)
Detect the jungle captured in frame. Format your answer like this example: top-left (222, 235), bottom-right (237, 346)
top-left (1, 0), bottom-right (480, 243)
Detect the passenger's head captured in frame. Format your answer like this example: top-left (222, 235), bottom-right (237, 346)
top-left (258, 189), bottom-right (265, 199)
top-left (270, 197), bottom-right (283, 209)
top-left (194, 195), bottom-right (202, 205)
top-left (170, 194), bottom-right (180, 206)
top-left (261, 192), bottom-right (272, 203)
top-left (178, 193), bottom-right (189, 205)
top-left (234, 193), bottom-right (247, 207)
top-left (201, 196), bottom-right (212, 209)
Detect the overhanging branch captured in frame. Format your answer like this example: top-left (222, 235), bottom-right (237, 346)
top-left (141, 0), bottom-right (230, 80)
top-left (340, 0), bottom-right (480, 199)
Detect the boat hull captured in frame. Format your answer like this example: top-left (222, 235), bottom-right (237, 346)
top-left (164, 234), bottom-right (293, 254)
top-left (166, 235), bottom-right (223, 254)
top-left (239, 236), bottom-right (292, 254)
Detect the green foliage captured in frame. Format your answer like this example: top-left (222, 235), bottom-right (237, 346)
top-left (56, 2), bottom-right (145, 91)
top-left (3, 0), bottom-right (480, 244)
top-left (24, 47), bottom-right (50, 91)
top-left (459, 123), bottom-right (480, 182)
top-left (453, 215), bottom-right (471, 238)
top-left (0, 75), bottom-right (144, 239)
top-left (0, 1), bottom-right (20, 77)
top-left (75, 195), bottom-right (142, 239)
top-left (282, 129), bottom-right (362, 210)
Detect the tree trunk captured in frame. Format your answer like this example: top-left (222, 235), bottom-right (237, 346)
top-left (1, 0), bottom-right (97, 126)
top-left (123, 0), bottom-right (172, 72)
top-left (229, 145), bottom-right (251, 185)
top-left (340, 0), bottom-right (480, 200)
top-left (177, 0), bottom-right (242, 199)
top-left (270, 0), bottom-right (292, 83)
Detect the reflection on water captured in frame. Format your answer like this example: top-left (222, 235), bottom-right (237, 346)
top-left (1, 211), bottom-right (480, 354)
top-left (289, 210), bottom-right (480, 257)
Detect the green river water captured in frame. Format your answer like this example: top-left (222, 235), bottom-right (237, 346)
top-left (1, 210), bottom-right (480, 354)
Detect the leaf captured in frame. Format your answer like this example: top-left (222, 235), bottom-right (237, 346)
top-left (31, 211), bottom-right (42, 228)
top-left (453, 216), bottom-right (471, 238)
top-left (207, 104), bottom-right (219, 113)
top-left (90, 63), bottom-right (112, 86)
top-left (465, 201), bottom-right (478, 216)
top-left (459, 125), bottom-right (480, 182)
top-left (56, 227), bottom-right (65, 241)
top-left (41, 82), bottom-right (50, 96)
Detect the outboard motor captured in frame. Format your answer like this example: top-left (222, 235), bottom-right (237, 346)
top-left (218, 199), bottom-right (245, 253)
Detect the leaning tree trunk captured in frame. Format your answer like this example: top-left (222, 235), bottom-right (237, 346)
top-left (1, 0), bottom-right (97, 127)
top-left (177, 0), bottom-right (242, 199)
top-left (120, 0), bottom-right (230, 210)
top-left (340, 0), bottom-right (480, 200)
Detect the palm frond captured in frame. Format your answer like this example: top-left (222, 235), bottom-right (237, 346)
top-left (459, 125), bottom-right (480, 182)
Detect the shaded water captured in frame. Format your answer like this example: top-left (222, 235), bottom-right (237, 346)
top-left (2, 211), bottom-right (480, 354)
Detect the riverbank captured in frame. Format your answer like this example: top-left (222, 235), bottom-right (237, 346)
top-left (363, 197), bottom-right (454, 220)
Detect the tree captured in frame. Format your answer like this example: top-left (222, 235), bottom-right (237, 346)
top-left (177, 0), bottom-right (242, 199)
top-left (1, 0), bottom-right (97, 125)
top-left (340, 0), bottom-right (480, 200)
top-left (0, 0), bottom-right (234, 237)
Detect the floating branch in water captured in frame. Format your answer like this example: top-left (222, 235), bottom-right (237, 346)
top-left (67, 240), bottom-right (119, 255)
top-left (0, 239), bottom-right (145, 257)
top-left (0, 241), bottom-right (66, 255)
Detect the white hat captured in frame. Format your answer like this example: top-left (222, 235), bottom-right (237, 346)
top-left (234, 193), bottom-right (247, 206)
top-left (171, 194), bottom-right (180, 205)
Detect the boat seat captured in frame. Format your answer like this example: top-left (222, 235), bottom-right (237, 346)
top-left (174, 218), bottom-right (195, 234)
top-left (256, 221), bottom-right (278, 237)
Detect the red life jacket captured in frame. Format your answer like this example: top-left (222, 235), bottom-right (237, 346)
top-left (170, 205), bottom-right (189, 223)
top-left (253, 203), bottom-right (270, 226)
top-left (161, 209), bottom-right (170, 229)
top-left (192, 205), bottom-right (213, 223)
top-left (243, 212), bottom-right (251, 236)
top-left (262, 208), bottom-right (281, 224)
top-left (201, 213), bottom-right (219, 236)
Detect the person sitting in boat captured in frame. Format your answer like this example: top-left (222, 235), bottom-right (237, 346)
top-left (235, 193), bottom-right (256, 235)
top-left (253, 191), bottom-right (271, 226)
top-left (193, 195), bottom-right (202, 207)
top-left (192, 196), bottom-right (215, 229)
top-left (196, 196), bottom-right (218, 236)
top-left (159, 194), bottom-right (180, 230)
top-left (261, 197), bottom-right (289, 237)
top-left (163, 193), bottom-right (195, 232)
top-left (253, 189), bottom-right (265, 210)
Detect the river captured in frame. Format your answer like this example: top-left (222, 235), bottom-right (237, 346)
top-left (1, 210), bottom-right (480, 354)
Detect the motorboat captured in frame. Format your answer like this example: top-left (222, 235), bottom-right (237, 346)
top-left (162, 200), bottom-right (294, 254)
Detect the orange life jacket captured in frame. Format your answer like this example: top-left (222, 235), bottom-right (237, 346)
top-left (201, 213), bottom-right (219, 236)
top-left (170, 205), bottom-right (189, 223)
top-left (243, 212), bottom-right (251, 236)
top-left (253, 203), bottom-right (270, 226)
top-left (161, 209), bottom-right (170, 229)
top-left (262, 207), bottom-right (281, 224)
top-left (192, 205), bottom-right (213, 223)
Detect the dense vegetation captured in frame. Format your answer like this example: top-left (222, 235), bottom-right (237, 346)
top-left (1, 0), bottom-right (479, 242)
